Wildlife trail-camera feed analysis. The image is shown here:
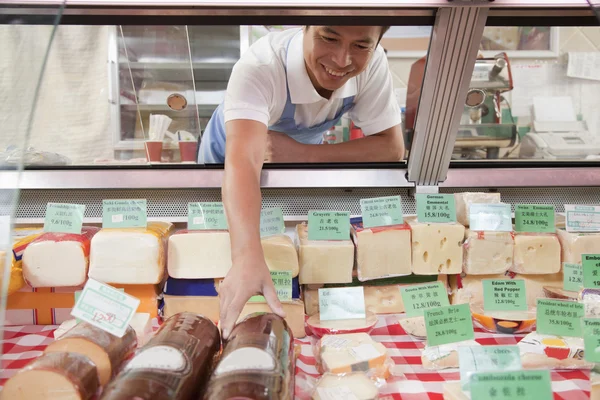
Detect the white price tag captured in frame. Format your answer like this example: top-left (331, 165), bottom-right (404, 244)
top-left (112, 214), bottom-right (124, 223)
top-left (565, 205), bottom-right (600, 232)
top-left (321, 336), bottom-right (352, 349)
top-left (318, 287), bottom-right (366, 321)
top-left (469, 203), bottom-right (512, 231)
top-left (349, 343), bottom-right (381, 362)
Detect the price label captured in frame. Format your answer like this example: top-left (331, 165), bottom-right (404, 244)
top-left (248, 270), bottom-right (292, 303)
top-left (103, 199), bottom-right (147, 228)
top-left (424, 304), bottom-right (474, 347)
top-left (458, 346), bottom-right (522, 390)
top-left (483, 280), bottom-right (527, 312)
top-left (583, 318), bottom-right (600, 363)
top-left (416, 194), bottom-right (456, 223)
top-left (260, 207), bottom-right (285, 238)
top-left (470, 370), bottom-right (552, 400)
top-left (71, 278), bottom-right (140, 338)
top-left (399, 282), bottom-right (450, 317)
top-left (308, 211), bottom-right (350, 241)
top-left (583, 254), bottom-right (600, 289)
top-left (564, 262), bottom-right (584, 292)
top-left (318, 287), bottom-right (366, 321)
top-left (360, 196), bottom-right (403, 228)
top-left (537, 298), bottom-right (584, 337)
top-left (188, 202), bottom-right (227, 230)
top-left (44, 203), bottom-right (85, 234)
top-left (514, 204), bottom-right (555, 233)
top-left (469, 204), bottom-right (512, 232)
top-left (565, 205), bottom-right (600, 232)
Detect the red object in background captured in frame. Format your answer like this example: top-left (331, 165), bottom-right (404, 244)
top-left (349, 121), bottom-right (364, 140)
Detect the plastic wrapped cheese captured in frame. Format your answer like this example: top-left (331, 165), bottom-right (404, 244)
top-left (518, 332), bottom-right (594, 370)
top-left (463, 230), bottom-right (514, 275)
top-left (406, 217), bottom-right (464, 275)
top-left (6, 232), bottom-right (44, 295)
top-left (23, 227), bottom-right (100, 287)
top-left (312, 373), bottom-right (379, 400)
top-left (297, 223), bottom-right (354, 284)
top-left (89, 221), bottom-right (174, 284)
top-left (1, 352), bottom-right (99, 400)
top-left (44, 321), bottom-right (137, 385)
top-left (317, 333), bottom-right (388, 375)
top-left (421, 340), bottom-right (481, 370)
top-left (167, 230), bottom-right (231, 279)
top-left (454, 192), bottom-right (501, 227)
top-left (351, 220), bottom-right (411, 281)
top-left (557, 228), bottom-right (600, 264)
top-left (261, 234), bottom-right (300, 277)
top-left (511, 233), bottom-right (561, 274)
top-left (307, 312), bottom-right (378, 338)
top-left (470, 306), bottom-right (536, 334)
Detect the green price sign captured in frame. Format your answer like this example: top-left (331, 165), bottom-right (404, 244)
top-left (564, 262), bottom-right (584, 292)
top-left (514, 204), bottom-right (555, 233)
top-left (44, 203), bottom-right (85, 234)
top-left (536, 298), bottom-right (584, 337)
top-left (470, 370), bottom-right (552, 400)
top-left (102, 199), bottom-right (147, 228)
top-left (458, 346), bottom-right (522, 390)
top-left (424, 304), bottom-right (474, 347)
top-left (583, 318), bottom-right (600, 363)
top-left (260, 207), bottom-right (285, 238)
top-left (249, 270), bottom-right (292, 303)
top-left (360, 196), bottom-right (403, 228)
top-left (308, 211), bottom-right (350, 241)
top-left (583, 254), bottom-right (600, 289)
top-left (188, 202), bottom-right (228, 230)
top-left (416, 194), bottom-right (456, 223)
top-left (399, 282), bottom-right (450, 317)
top-left (483, 280), bottom-right (527, 312)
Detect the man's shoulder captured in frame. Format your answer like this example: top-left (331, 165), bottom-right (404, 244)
top-left (239, 28), bottom-right (299, 68)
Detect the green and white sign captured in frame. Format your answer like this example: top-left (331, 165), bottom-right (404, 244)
top-left (188, 202), bottom-right (228, 230)
top-left (565, 205), bottom-right (600, 232)
top-left (424, 304), bottom-right (474, 347)
top-left (469, 370), bottom-right (552, 400)
top-left (564, 262), bottom-right (584, 292)
top-left (537, 298), bottom-right (584, 337)
top-left (483, 280), bottom-right (527, 312)
top-left (308, 211), bottom-right (350, 241)
top-left (103, 199), bottom-right (147, 228)
top-left (458, 346), bottom-right (522, 390)
top-left (583, 318), bottom-right (600, 363)
top-left (360, 196), bottom-right (403, 228)
top-left (249, 270), bottom-right (292, 303)
top-left (400, 282), bottom-right (450, 317)
top-left (514, 204), bottom-right (555, 233)
top-left (583, 254), bottom-right (600, 289)
top-left (260, 207), bottom-right (285, 238)
top-left (416, 194), bottom-right (456, 223)
top-left (44, 203), bottom-right (85, 234)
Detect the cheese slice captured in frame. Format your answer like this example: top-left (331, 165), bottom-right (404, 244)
top-left (319, 333), bottom-right (387, 374)
top-left (511, 233), bottom-right (561, 274)
top-left (297, 224), bottom-right (354, 284)
top-left (454, 192), bottom-right (501, 227)
top-left (262, 234), bottom-right (299, 277)
top-left (351, 222), bottom-right (411, 281)
top-left (406, 217), bottom-right (464, 275)
top-left (167, 230), bottom-right (231, 279)
top-left (89, 221), bottom-right (174, 284)
top-left (312, 373), bottom-right (378, 400)
top-left (463, 230), bottom-right (513, 275)
top-left (557, 228), bottom-right (600, 264)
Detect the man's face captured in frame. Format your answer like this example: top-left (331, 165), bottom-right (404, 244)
top-left (303, 26), bottom-right (382, 96)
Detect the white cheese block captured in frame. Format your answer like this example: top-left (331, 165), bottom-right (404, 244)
top-left (89, 222), bottom-right (174, 284)
top-left (421, 340), bottom-right (480, 370)
top-left (463, 230), bottom-right (513, 275)
top-left (511, 233), bottom-right (561, 274)
top-left (167, 230), bottom-right (232, 279)
top-left (162, 294), bottom-right (221, 322)
top-left (319, 333), bottom-right (387, 374)
top-left (129, 313), bottom-right (153, 347)
top-left (261, 234), bottom-right (300, 277)
top-left (351, 223), bottom-right (411, 281)
top-left (312, 373), bottom-right (378, 400)
top-left (454, 192), bottom-right (501, 227)
top-left (407, 217), bottom-right (464, 275)
top-left (297, 224), bottom-right (354, 284)
top-left (557, 228), bottom-right (600, 264)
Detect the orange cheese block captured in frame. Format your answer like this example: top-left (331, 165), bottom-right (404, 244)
top-left (318, 333), bottom-right (388, 376)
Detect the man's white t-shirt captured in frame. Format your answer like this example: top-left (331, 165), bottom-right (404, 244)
top-left (223, 28), bottom-right (401, 136)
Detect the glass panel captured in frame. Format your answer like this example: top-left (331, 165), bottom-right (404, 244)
top-left (0, 2), bottom-right (66, 355)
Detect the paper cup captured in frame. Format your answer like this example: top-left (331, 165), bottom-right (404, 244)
top-left (179, 141), bottom-right (198, 163)
top-left (145, 141), bottom-right (163, 162)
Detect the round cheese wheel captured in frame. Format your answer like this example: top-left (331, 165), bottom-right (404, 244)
top-left (470, 305), bottom-right (536, 334)
top-left (306, 312), bottom-right (377, 338)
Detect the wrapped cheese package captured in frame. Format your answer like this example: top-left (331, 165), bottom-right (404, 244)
top-left (351, 219), bottom-right (411, 281)
top-left (518, 332), bottom-right (594, 370)
top-left (100, 312), bottom-right (221, 400)
top-left (454, 192), bottom-right (501, 226)
top-left (203, 313), bottom-right (295, 400)
top-left (510, 232), bottom-right (561, 274)
top-left (556, 228), bottom-right (600, 264)
top-left (44, 321), bottom-right (137, 386)
top-left (89, 221), bottom-right (174, 284)
top-left (421, 340), bottom-right (481, 370)
top-left (462, 230), bottom-right (513, 275)
top-left (307, 312), bottom-right (378, 338)
top-left (311, 372), bottom-right (379, 400)
top-left (0, 352), bottom-right (99, 400)
top-left (297, 223), bottom-right (354, 284)
top-left (23, 226), bottom-right (100, 287)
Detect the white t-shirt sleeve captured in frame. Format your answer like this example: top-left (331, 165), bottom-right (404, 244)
top-left (349, 48), bottom-right (402, 136)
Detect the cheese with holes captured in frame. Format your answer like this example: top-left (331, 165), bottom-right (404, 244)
top-left (261, 234), bottom-right (300, 277)
top-left (407, 217), bottom-right (464, 275)
top-left (455, 192), bottom-right (501, 227)
top-left (312, 373), bottom-right (378, 400)
top-left (319, 333), bottom-right (387, 374)
top-left (89, 222), bottom-right (174, 284)
top-left (511, 233), bottom-right (561, 274)
top-left (557, 228), bottom-right (600, 264)
top-left (23, 227), bottom-right (99, 288)
top-left (167, 230), bottom-right (231, 279)
top-left (463, 230), bottom-right (514, 275)
top-left (351, 221), bottom-right (411, 281)
top-left (297, 224), bottom-right (354, 284)
top-left (450, 272), bottom-right (563, 309)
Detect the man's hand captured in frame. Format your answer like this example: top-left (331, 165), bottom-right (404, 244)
top-left (218, 256), bottom-right (286, 340)
top-left (265, 131), bottom-right (309, 163)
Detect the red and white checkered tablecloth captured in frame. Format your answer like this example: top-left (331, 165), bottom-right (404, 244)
top-left (1, 315), bottom-right (592, 399)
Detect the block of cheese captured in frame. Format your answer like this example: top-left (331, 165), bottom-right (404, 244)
top-left (0, 352), bottom-right (99, 400)
top-left (129, 313), bottom-right (153, 347)
top-left (511, 233), bottom-right (561, 274)
top-left (89, 221), bottom-right (174, 284)
top-left (422, 340), bottom-right (481, 370)
top-left (557, 228), bottom-right (600, 264)
top-left (463, 230), bottom-right (513, 275)
top-left (406, 217), bottom-right (464, 275)
top-left (261, 234), bottom-right (300, 277)
top-left (239, 300), bottom-right (306, 338)
top-left (518, 332), bottom-right (594, 370)
top-left (44, 321), bottom-right (137, 385)
top-left (167, 230), bottom-right (231, 279)
top-left (312, 373), bottom-right (378, 400)
top-left (319, 333), bottom-right (387, 374)
top-left (7, 233), bottom-right (44, 295)
top-left (23, 227), bottom-right (100, 287)
top-left (297, 224), bottom-right (354, 284)
top-left (351, 220), bottom-right (411, 281)
top-left (450, 272), bottom-right (563, 309)
top-left (454, 192), bottom-right (501, 226)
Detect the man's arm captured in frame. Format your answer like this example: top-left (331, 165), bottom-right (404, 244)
top-left (266, 123), bottom-right (405, 163)
top-left (219, 119), bottom-right (285, 340)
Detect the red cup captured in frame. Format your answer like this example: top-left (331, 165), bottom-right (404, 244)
top-left (178, 141), bottom-right (198, 163)
top-left (145, 141), bottom-right (163, 162)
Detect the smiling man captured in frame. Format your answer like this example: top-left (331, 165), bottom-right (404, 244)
top-left (202, 26), bottom-right (405, 339)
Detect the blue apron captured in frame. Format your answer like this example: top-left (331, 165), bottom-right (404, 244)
top-left (198, 35), bottom-right (355, 164)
